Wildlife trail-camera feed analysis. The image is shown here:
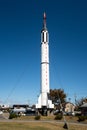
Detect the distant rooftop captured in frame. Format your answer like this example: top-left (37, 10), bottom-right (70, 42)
top-left (81, 103), bottom-right (87, 107)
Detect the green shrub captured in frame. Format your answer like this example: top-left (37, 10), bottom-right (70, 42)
top-left (85, 116), bottom-right (87, 119)
top-left (78, 116), bottom-right (86, 122)
top-left (9, 112), bottom-right (18, 119)
top-left (34, 115), bottom-right (41, 120)
top-left (54, 113), bottom-right (63, 120)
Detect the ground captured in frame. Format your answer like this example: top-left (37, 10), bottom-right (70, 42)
top-left (0, 121), bottom-right (87, 130)
top-left (0, 113), bottom-right (87, 130)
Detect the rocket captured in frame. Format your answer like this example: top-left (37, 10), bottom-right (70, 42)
top-left (36, 13), bottom-right (54, 110)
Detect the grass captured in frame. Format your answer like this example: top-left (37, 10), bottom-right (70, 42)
top-left (1, 114), bottom-right (87, 130)
top-left (16, 115), bottom-right (84, 122)
top-left (0, 122), bottom-right (87, 130)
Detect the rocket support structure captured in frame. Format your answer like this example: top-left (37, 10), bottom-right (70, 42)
top-left (36, 13), bottom-right (54, 115)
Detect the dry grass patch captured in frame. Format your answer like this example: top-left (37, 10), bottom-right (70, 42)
top-left (0, 122), bottom-right (62, 130)
top-left (16, 115), bottom-right (55, 120)
top-left (0, 122), bottom-right (87, 130)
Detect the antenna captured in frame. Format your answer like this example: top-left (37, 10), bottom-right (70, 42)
top-left (43, 12), bottom-right (46, 29)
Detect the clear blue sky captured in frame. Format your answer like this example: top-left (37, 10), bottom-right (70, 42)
top-left (0, 0), bottom-right (87, 105)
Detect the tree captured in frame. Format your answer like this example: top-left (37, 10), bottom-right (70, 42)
top-left (75, 97), bottom-right (87, 107)
top-left (31, 104), bottom-right (36, 109)
top-left (83, 98), bottom-right (87, 103)
top-left (49, 89), bottom-right (67, 104)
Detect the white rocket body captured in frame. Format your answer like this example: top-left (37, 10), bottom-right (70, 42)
top-left (36, 13), bottom-right (54, 109)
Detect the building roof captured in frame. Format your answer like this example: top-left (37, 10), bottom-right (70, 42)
top-left (13, 104), bottom-right (29, 108)
top-left (81, 103), bottom-right (87, 108)
top-left (62, 102), bottom-right (75, 107)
